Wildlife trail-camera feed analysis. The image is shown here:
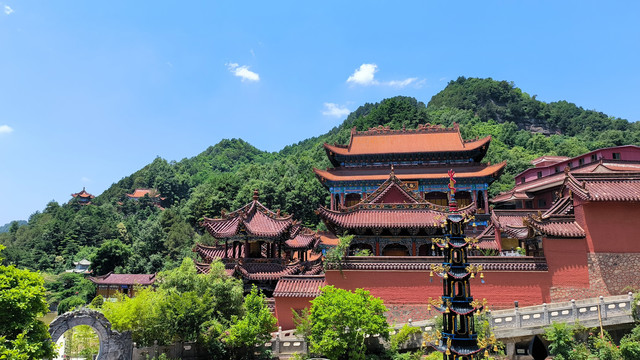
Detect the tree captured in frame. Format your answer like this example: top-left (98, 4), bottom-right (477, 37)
top-left (91, 239), bottom-right (131, 275)
top-left (543, 322), bottom-right (575, 360)
top-left (221, 285), bottom-right (277, 360)
top-left (308, 286), bottom-right (389, 360)
top-left (0, 245), bottom-right (56, 359)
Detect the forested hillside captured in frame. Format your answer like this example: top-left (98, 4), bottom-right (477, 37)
top-left (2, 77), bottom-right (639, 276)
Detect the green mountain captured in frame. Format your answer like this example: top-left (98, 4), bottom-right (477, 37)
top-left (2, 77), bottom-right (638, 274)
top-left (0, 220), bottom-right (27, 234)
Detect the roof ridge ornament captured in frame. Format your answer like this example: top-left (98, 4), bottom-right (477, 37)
top-left (253, 189), bottom-right (259, 201)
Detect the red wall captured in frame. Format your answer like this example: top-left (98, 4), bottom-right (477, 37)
top-left (577, 200), bottom-right (640, 253)
top-left (274, 297), bottom-right (315, 330)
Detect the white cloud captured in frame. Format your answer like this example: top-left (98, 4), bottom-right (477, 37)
top-left (347, 63), bottom-right (423, 88)
top-left (81, 177), bottom-right (91, 183)
top-left (226, 62), bottom-right (260, 82)
top-left (322, 103), bottom-right (350, 118)
top-left (386, 78), bottom-right (418, 87)
top-left (347, 63), bottom-right (378, 85)
top-left (0, 125), bottom-right (13, 134)
top-left (4, 5), bottom-right (13, 15)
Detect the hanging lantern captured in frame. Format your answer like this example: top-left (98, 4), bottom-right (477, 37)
top-left (484, 349), bottom-right (489, 357)
top-left (480, 273), bottom-right (485, 284)
top-left (443, 273), bottom-right (448, 279)
top-left (445, 348), bottom-right (451, 356)
top-left (431, 243), bottom-right (435, 250)
top-left (493, 345), bottom-right (499, 352)
top-left (470, 273), bottom-right (475, 279)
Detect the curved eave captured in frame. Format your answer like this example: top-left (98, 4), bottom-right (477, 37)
top-left (324, 136), bottom-right (491, 161)
top-left (314, 161), bottom-right (507, 183)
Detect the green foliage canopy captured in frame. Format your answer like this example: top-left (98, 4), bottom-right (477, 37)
top-left (308, 285), bottom-right (389, 360)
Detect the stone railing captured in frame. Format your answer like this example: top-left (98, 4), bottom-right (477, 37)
top-left (269, 293), bottom-right (638, 355)
top-left (489, 293), bottom-right (637, 335)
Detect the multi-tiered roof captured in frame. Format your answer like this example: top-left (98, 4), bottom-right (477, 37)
top-left (195, 190), bottom-right (321, 295)
top-left (71, 187), bottom-right (95, 205)
top-left (315, 124), bottom-right (505, 185)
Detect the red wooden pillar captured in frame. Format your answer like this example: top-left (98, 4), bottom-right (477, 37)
top-left (412, 242), bottom-right (417, 256)
top-left (330, 193), bottom-right (335, 210)
top-left (484, 191), bottom-right (489, 213)
top-left (375, 241), bottom-right (380, 256)
top-left (224, 241), bottom-right (228, 258)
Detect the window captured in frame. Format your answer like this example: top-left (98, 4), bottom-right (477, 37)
top-left (537, 171), bottom-right (542, 179)
top-left (520, 177), bottom-right (526, 184)
top-left (555, 167), bottom-right (560, 173)
top-left (525, 201), bottom-right (533, 209)
top-left (579, 158), bottom-right (584, 166)
top-left (538, 198), bottom-right (547, 208)
top-left (613, 152), bottom-right (621, 160)
top-left (591, 154), bottom-right (598, 162)
top-left (568, 162), bottom-right (573, 168)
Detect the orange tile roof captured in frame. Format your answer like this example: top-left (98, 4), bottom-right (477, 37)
top-left (324, 124), bottom-right (491, 156)
top-left (314, 161), bottom-right (506, 182)
top-left (126, 189), bottom-right (162, 198)
top-left (71, 187), bottom-right (95, 199)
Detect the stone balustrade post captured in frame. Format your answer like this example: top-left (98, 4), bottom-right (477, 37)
top-left (571, 299), bottom-right (577, 322)
top-left (515, 308), bottom-right (522, 328)
top-left (629, 292), bottom-right (635, 317)
top-left (486, 310), bottom-right (493, 329)
top-left (542, 303), bottom-right (549, 325)
top-left (600, 296), bottom-right (607, 320)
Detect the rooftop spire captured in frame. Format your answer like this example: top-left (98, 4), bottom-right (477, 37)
top-left (448, 169), bottom-right (457, 212)
top-left (253, 189), bottom-right (259, 201)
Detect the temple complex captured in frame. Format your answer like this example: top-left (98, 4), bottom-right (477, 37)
top-left (70, 187), bottom-right (94, 205)
top-left (274, 127), bottom-right (640, 330)
top-left (314, 124), bottom-right (506, 213)
top-left (194, 190), bottom-right (322, 296)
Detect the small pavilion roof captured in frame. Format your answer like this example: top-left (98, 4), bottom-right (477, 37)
top-left (523, 195), bottom-right (584, 238)
top-left (126, 188), bottom-right (164, 199)
top-left (284, 228), bottom-right (321, 250)
top-left (273, 275), bottom-right (326, 298)
top-left (323, 123), bottom-right (491, 157)
top-left (73, 259), bottom-right (91, 266)
top-left (314, 161), bottom-right (506, 184)
top-left (89, 272), bottom-right (156, 286)
top-left (71, 187), bottom-right (95, 199)
top-left (474, 224), bottom-right (500, 250)
top-left (201, 190), bottom-right (300, 239)
top-left (565, 172), bottom-right (640, 202)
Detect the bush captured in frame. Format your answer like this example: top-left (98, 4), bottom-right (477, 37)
top-left (544, 322), bottom-right (575, 360)
top-left (57, 295), bottom-right (86, 314)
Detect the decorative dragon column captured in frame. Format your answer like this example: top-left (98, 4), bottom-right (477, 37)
top-left (425, 170), bottom-right (497, 359)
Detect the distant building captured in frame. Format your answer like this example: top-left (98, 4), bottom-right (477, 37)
top-left (65, 259), bottom-right (92, 274)
top-left (70, 187), bottom-right (95, 205)
top-left (89, 273), bottom-right (156, 298)
top-left (125, 188), bottom-right (166, 209)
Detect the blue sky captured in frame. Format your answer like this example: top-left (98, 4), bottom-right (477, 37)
top-left (1, 1), bottom-right (639, 225)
